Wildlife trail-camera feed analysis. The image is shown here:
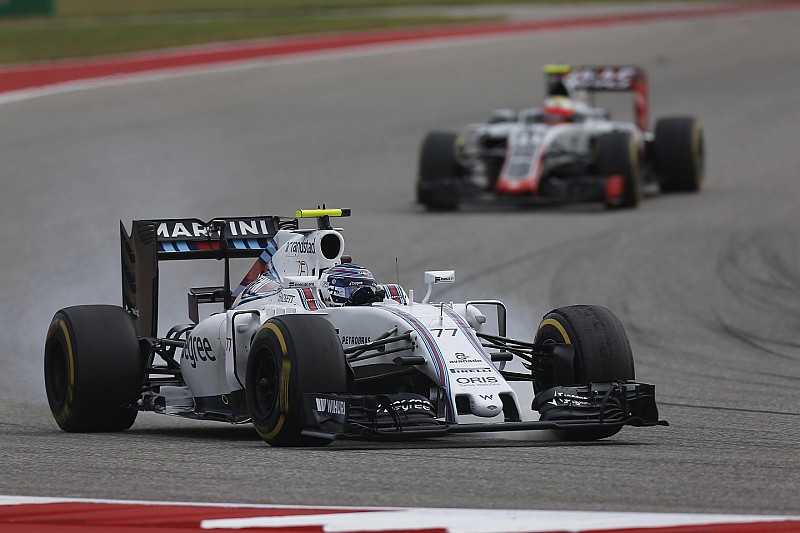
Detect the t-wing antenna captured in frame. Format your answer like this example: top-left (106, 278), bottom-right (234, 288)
top-left (296, 208), bottom-right (351, 230)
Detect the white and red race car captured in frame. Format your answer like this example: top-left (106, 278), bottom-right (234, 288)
top-left (417, 65), bottom-right (704, 210)
top-left (44, 209), bottom-right (665, 446)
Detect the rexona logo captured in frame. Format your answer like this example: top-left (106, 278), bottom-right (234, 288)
top-left (315, 397), bottom-right (347, 415)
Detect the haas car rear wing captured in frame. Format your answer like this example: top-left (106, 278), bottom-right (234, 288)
top-left (545, 64), bottom-right (649, 132)
top-left (120, 216), bottom-right (297, 337)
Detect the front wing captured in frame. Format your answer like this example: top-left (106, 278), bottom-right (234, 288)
top-left (302, 381), bottom-right (667, 441)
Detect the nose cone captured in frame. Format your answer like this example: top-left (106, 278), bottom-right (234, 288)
top-left (470, 394), bottom-right (503, 418)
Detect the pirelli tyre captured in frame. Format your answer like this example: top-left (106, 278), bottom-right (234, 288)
top-left (597, 131), bottom-right (641, 209)
top-left (654, 117), bottom-right (704, 192)
top-left (44, 305), bottom-right (143, 432)
top-left (534, 305), bottom-right (635, 441)
top-left (245, 314), bottom-right (348, 447)
top-left (417, 131), bottom-right (464, 211)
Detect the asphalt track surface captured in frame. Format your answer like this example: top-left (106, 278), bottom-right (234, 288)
top-left (1, 1), bottom-right (799, 520)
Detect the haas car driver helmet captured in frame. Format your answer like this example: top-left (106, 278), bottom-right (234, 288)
top-left (542, 96), bottom-right (575, 124)
top-left (321, 263), bottom-right (385, 306)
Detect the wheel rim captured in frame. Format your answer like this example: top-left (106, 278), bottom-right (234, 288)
top-left (45, 338), bottom-right (68, 408)
top-left (252, 348), bottom-right (280, 420)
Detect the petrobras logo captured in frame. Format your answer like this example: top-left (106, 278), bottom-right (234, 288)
top-left (340, 335), bottom-right (371, 345)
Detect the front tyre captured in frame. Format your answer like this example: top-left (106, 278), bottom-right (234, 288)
top-left (534, 305), bottom-right (635, 441)
top-left (245, 314), bottom-right (347, 447)
top-left (44, 305), bottom-right (143, 432)
top-left (597, 131), bottom-right (641, 209)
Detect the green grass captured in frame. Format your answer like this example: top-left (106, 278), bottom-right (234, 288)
top-left (0, 15), bottom-right (496, 64)
top-left (0, 0), bottom-right (701, 65)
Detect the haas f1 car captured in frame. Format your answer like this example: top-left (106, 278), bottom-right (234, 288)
top-left (417, 65), bottom-right (704, 210)
top-left (45, 209), bottom-right (666, 446)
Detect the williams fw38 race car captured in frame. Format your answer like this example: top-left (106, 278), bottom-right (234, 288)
top-left (44, 209), bottom-right (666, 446)
top-left (417, 65), bottom-right (705, 210)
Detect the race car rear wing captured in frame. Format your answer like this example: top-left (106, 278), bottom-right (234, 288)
top-left (545, 64), bottom-right (649, 132)
top-left (120, 216), bottom-right (297, 337)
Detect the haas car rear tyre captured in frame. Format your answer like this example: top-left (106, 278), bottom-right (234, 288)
top-left (44, 305), bottom-right (143, 432)
top-left (535, 305), bottom-right (635, 441)
top-left (597, 131), bottom-right (641, 209)
top-left (245, 314), bottom-right (348, 447)
top-left (654, 117), bottom-right (704, 192)
top-left (417, 131), bottom-right (464, 211)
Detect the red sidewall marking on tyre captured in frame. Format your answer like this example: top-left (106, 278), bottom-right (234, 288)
top-left (1, 1), bottom-right (800, 95)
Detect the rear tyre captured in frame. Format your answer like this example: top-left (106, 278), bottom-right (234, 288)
top-left (44, 305), bottom-right (142, 432)
top-left (417, 131), bottom-right (464, 210)
top-left (597, 131), bottom-right (641, 209)
top-left (654, 117), bottom-right (704, 192)
top-left (245, 314), bottom-right (348, 447)
top-left (534, 305), bottom-right (635, 441)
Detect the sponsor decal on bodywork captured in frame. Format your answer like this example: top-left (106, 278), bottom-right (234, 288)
top-left (449, 367), bottom-right (493, 374)
top-left (315, 397), bottom-right (347, 416)
top-left (181, 336), bottom-right (216, 368)
top-left (378, 398), bottom-right (434, 413)
top-left (284, 241), bottom-right (316, 254)
top-left (340, 335), bottom-right (372, 345)
top-left (156, 218), bottom-right (275, 240)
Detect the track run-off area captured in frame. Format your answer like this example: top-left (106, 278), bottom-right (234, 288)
top-left (1, 2), bottom-right (799, 532)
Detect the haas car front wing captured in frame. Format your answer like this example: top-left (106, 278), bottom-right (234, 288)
top-left (302, 381), bottom-right (667, 441)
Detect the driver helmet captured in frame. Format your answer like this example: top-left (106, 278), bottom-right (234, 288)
top-left (321, 263), bottom-right (384, 306)
top-left (542, 96), bottom-right (575, 124)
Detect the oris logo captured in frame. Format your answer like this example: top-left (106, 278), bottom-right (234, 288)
top-left (456, 376), bottom-right (498, 385)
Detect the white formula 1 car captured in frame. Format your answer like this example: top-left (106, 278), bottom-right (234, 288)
top-left (417, 65), bottom-right (704, 210)
top-left (44, 209), bottom-right (665, 446)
